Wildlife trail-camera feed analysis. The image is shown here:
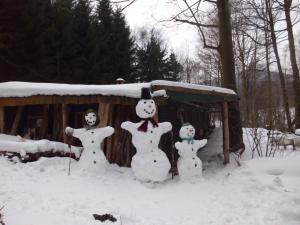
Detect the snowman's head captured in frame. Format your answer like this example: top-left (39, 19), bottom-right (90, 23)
top-left (136, 88), bottom-right (156, 119)
top-left (179, 123), bottom-right (195, 139)
top-left (83, 109), bottom-right (99, 127)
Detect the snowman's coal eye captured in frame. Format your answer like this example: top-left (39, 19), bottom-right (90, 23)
top-left (93, 114), bottom-right (95, 117)
top-left (144, 101), bottom-right (146, 104)
top-left (151, 100), bottom-right (154, 104)
top-left (186, 127), bottom-right (189, 130)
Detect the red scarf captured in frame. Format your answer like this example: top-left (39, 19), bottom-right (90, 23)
top-left (137, 118), bottom-right (158, 132)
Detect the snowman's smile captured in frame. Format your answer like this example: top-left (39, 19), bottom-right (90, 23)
top-left (187, 132), bottom-right (194, 137)
top-left (144, 108), bottom-right (155, 115)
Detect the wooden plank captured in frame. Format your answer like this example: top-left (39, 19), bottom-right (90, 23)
top-left (222, 102), bottom-right (230, 164)
top-left (0, 107), bottom-right (4, 133)
top-left (0, 95), bottom-right (167, 107)
top-left (62, 104), bottom-right (68, 143)
top-left (98, 103), bottom-right (111, 128)
top-left (10, 106), bottom-right (24, 135)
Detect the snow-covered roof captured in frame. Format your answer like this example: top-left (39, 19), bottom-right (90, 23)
top-left (0, 81), bottom-right (153, 98)
top-left (151, 80), bottom-right (236, 95)
top-left (0, 80), bottom-right (236, 98)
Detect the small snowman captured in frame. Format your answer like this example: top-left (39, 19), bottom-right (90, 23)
top-left (175, 123), bottom-right (207, 180)
top-left (65, 109), bottom-right (114, 173)
top-left (121, 88), bottom-right (172, 182)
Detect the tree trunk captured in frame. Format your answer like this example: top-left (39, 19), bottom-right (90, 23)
top-left (284, 0), bottom-right (300, 129)
top-left (217, 0), bottom-right (244, 152)
top-left (264, 19), bottom-right (274, 129)
top-left (266, 0), bottom-right (293, 131)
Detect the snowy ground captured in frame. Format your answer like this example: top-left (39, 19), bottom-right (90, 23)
top-left (1, 128), bottom-right (300, 225)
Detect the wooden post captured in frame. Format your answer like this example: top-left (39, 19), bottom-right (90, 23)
top-left (40, 105), bottom-right (50, 139)
top-left (222, 101), bottom-right (230, 164)
top-left (0, 106), bottom-right (5, 133)
top-left (11, 106), bottom-right (24, 135)
top-left (98, 102), bottom-right (113, 159)
top-left (62, 104), bottom-right (68, 143)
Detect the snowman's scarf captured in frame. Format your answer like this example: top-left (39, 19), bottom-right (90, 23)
top-left (181, 138), bottom-right (194, 144)
top-left (138, 118), bottom-right (158, 132)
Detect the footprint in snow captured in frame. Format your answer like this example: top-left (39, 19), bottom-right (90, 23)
top-left (273, 176), bottom-right (284, 188)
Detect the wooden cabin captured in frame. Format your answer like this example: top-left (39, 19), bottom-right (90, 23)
top-left (0, 80), bottom-right (242, 166)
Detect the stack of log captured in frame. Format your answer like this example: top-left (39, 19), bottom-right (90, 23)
top-left (0, 149), bottom-right (79, 163)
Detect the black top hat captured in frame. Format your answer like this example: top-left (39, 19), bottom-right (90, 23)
top-left (141, 87), bottom-right (152, 100)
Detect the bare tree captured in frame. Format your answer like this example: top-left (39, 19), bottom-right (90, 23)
top-left (281, 0), bottom-right (300, 129)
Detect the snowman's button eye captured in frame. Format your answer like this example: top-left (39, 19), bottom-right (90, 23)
top-left (154, 160), bottom-right (157, 163)
top-left (151, 100), bottom-right (154, 104)
top-left (144, 101), bottom-right (146, 104)
top-left (192, 148), bottom-right (194, 151)
top-left (93, 114), bottom-right (95, 117)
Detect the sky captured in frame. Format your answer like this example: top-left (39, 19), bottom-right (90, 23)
top-left (119, 0), bottom-right (300, 68)
top-left (121, 0), bottom-right (200, 59)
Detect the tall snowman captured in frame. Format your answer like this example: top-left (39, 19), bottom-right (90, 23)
top-left (121, 88), bottom-right (172, 182)
top-left (175, 123), bottom-right (207, 180)
top-left (65, 109), bottom-right (114, 174)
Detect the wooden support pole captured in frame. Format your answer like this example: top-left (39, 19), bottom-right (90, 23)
top-left (222, 101), bottom-right (230, 164)
top-left (62, 104), bottom-right (68, 143)
top-left (11, 106), bottom-right (24, 135)
top-left (98, 102), bottom-right (113, 159)
top-left (0, 107), bottom-right (4, 133)
top-left (40, 105), bottom-right (50, 139)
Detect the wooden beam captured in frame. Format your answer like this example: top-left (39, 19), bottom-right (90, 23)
top-left (0, 106), bottom-right (4, 133)
top-left (222, 101), bottom-right (230, 164)
top-left (62, 104), bottom-right (68, 143)
top-left (11, 106), bottom-right (24, 135)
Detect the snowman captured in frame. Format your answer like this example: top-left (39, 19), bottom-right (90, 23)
top-left (65, 109), bottom-right (114, 173)
top-left (121, 88), bottom-right (172, 182)
top-left (175, 123), bottom-right (207, 180)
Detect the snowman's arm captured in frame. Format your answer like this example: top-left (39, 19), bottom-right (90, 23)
top-left (159, 122), bottom-right (172, 134)
top-left (65, 126), bottom-right (83, 139)
top-left (194, 139), bottom-right (207, 150)
top-left (100, 126), bottom-right (115, 139)
top-left (121, 121), bottom-right (136, 134)
top-left (175, 142), bottom-right (185, 156)
top-left (175, 141), bottom-right (183, 150)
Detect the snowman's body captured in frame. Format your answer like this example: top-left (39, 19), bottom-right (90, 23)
top-left (122, 120), bottom-right (172, 182)
top-left (175, 124), bottom-right (207, 180)
top-left (68, 127), bottom-right (114, 173)
top-left (121, 88), bottom-right (172, 182)
top-left (65, 111), bottom-right (114, 174)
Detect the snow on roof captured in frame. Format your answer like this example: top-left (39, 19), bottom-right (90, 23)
top-left (0, 80), bottom-right (236, 98)
top-left (151, 80), bottom-right (236, 95)
top-left (0, 81), bottom-right (154, 98)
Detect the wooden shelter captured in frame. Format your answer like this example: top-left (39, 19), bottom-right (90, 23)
top-left (0, 80), bottom-right (243, 165)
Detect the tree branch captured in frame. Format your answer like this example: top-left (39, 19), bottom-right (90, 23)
top-left (174, 18), bottom-right (218, 28)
